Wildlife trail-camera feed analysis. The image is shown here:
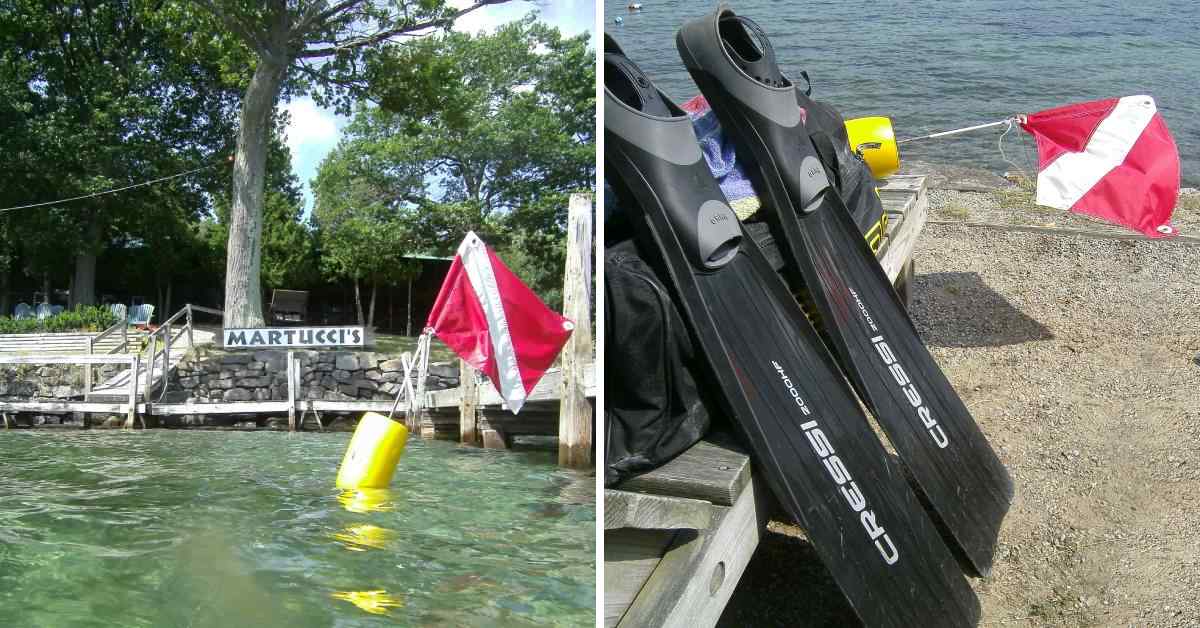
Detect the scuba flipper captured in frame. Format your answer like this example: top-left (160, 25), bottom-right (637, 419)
top-left (605, 33), bottom-right (980, 627)
top-left (677, 4), bottom-right (1014, 577)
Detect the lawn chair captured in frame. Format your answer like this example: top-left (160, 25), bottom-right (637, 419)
top-left (108, 303), bottom-right (128, 322)
top-left (269, 289), bottom-right (308, 324)
top-left (13, 303), bottom-right (33, 320)
top-left (35, 303), bottom-right (52, 320)
top-left (129, 304), bottom-right (155, 329)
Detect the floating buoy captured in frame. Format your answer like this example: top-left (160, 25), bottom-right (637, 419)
top-left (614, 16), bottom-right (623, 24)
top-left (628, 3), bottom-right (643, 10)
top-left (845, 116), bottom-right (900, 178)
top-left (336, 412), bottom-right (409, 490)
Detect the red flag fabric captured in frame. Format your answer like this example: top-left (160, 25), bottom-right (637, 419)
top-left (425, 232), bottom-right (574, 414)
top-left (1020, 95), bottom-right (1180, 237)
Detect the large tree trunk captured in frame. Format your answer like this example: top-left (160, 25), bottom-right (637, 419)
top-left (0, 265), bottom-right (9, 317)
top-left (353, 279), bottom-right (364, 326)
top-left (223, 48), bottom-right (288, 328)
top-left (164, 281), bottom-right (172, 321)
top-left (70, 210), bottom-right (101, 308)
top-left (367, 281), bottom-right (377, 329)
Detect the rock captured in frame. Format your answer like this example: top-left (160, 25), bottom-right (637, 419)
top-left (380, 382), bottom-right (400, 395)
top-left (333, 369), bottom-right (353, 383)
top-left (314, 362), bottom-right (333, 372)
top-left (220, 354), bottom-right (253, 365)
top-left (379, 358), bottom-right (404, 372)
top-left (339, 384), bottom-right (358, 396)
top-left (364, 369), bottom-right (383, 382)
top-left (320, 375), bottom-right (336, 389)
top-left (335, 354), bottom-right (358, 371)
top-left (179, 377), bottom-right (199, 388)
top-left (353, 378), bottom-right (378, 392)
top-left (219, 370), bottom-right (235, 379)
top-left (428, 363), bottom-right (459, 378)
top-left (241, 377), bottom-right (271, 388)
top-left (318, 352), bottom-right (336, 363)
top-left (381, 371), bottom-right (403, 383)
top-left (224, 388), bottom-right (252, 402)
top-left (254, 388), bottom-right (270, 401)
top-left (52, 385), bottom-right (75, 398)
top-left (253, 350), bottom-right (281, 363)
top-left (247, 361), bottom-right (266, 371)
top-left (211, 378), bottom-right (233, 390)
top-left (357, 354), bottom-right (376, 370)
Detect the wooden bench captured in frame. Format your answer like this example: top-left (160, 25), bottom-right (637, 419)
top-left (603, 175), bottom-right (929, 628)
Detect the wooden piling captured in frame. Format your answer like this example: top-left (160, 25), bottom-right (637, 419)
top-left (459, 359), bottom-right (480, 445)
top-left (558, 193), bottom-right (594, 468)
top-left (124, 355), bottom-right (139, 429)
top-left (287, 351), bottom-right (297, 432)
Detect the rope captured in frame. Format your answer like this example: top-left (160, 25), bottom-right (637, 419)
top-left (997, 118), bottom-right (1028, 181)
top-left (0, 159), bottom-right (225, 214)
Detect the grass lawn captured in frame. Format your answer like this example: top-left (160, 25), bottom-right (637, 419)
top-left (372, 333), bottom-right (458, 363)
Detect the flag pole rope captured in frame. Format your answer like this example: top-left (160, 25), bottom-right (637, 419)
top-left (897, 117), bottom-right (1022, 144)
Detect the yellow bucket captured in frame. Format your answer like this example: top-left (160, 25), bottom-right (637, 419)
top-left (845, 116), bottom-right (900, 178)
top-left (336, 412), bottom-right (409, 490)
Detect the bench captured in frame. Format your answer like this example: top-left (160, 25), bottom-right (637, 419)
top-left (603, 175), bottom-right (929, 628)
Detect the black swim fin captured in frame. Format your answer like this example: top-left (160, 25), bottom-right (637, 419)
top-left (677, 4), bottom-right (1014, 577)
top-left (604, 33), bottom-right (980, 627)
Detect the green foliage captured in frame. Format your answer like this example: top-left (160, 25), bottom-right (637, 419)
top-left (314, 18), bottom-right (595, 301)
top-left (0, 305), bottom-right (118, 334)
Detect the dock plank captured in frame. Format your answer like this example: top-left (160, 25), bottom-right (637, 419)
top-left (614, 434), bottom-right (750, 507)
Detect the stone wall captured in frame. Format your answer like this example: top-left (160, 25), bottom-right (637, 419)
top-left (0, 363), bottom-right (126, 401)
top-left (168, 346), bottom-right (459, 404)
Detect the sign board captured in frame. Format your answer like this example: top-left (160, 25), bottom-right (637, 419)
top-left (222, 326), bottom-right (367, 349)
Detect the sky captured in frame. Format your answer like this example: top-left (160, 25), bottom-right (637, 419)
top-left (282, 0), bottom-right (596, 215)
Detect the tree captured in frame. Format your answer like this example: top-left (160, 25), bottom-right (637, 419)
top-left (206, 127), bottom-right (320, 298)
top-left (194, 0), bottom-right (512, 328)
top-left (313, 18), bottom-right (594, 305)
top-left (0, 1), bottom-right (243, 307)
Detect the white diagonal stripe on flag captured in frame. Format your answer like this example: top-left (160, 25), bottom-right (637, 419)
top-left (1036, 95), bottom-right (1158, 210)
top-left (457, 232), bottom-right (527, 413)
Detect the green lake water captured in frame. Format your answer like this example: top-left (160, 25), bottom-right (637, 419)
top-left (0, 430), bottom-right (595, 627)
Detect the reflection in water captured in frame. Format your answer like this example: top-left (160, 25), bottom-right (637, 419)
top-left (332, 524), bottom-right (395, 551)
top-left (0, 431), bottom-right (594, 627)
top-left (337, 488), bottom-right (395, 513)
top-left (331, 590), bottom-right (404, 615)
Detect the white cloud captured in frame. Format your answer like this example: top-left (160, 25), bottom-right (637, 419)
top-left (279, 97), bottom-right (345, 214)
top-left (449, 0), bottom-right (595, 38)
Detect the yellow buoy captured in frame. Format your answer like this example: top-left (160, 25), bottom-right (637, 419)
top-left (845, 116), bottom-right (901, 178)
top-left (336, 412), bottom-right (409, 489)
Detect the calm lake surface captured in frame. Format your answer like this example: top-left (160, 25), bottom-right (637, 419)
top-left (0, 431), bottom-right (594, 627)
top-left (605, 0), bottom-right (1200, 185)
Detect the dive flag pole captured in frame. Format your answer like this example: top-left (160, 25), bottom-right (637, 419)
top-left (897, 118), bottom-right (1018, 144)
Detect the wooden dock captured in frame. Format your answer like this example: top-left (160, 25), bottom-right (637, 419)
top-left (1, 195), bottom-right (598, 468)
top-left (603, 175), bottom-right (929, 628)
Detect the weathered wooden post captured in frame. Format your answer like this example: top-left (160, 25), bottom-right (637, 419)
top-left (124, 354), bottom-right (140, 429)
top-left (459, 358), bottom-right (480, 445)
top-left (83, 337), bottom-right (93, 398)
top-left (558, 193), bottom-right (594, 468)
top-left (143, 333), bottom-right (156, 403)
top-left (185, 304), bottom-right (194, 351)
top-left (287, 351), bottom-right (297, 432)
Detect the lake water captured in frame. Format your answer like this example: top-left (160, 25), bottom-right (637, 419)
top-left (0, 430), bottom-right (594, 627)
top-left (605, 0), bottom-right (1200, 185)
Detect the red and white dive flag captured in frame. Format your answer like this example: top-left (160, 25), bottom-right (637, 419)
top-left (1020, 95), bottom-right (1180, 237)
top-left (426, 232), bottom-right (574, 414)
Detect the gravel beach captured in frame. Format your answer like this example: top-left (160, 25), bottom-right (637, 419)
top-left (717, 184), bottom-right (1200, 627)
